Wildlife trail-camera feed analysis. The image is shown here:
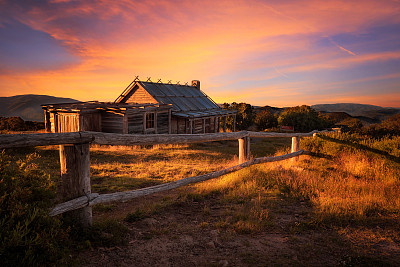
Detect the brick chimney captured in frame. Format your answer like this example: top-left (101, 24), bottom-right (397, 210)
top-left (191, 80), bottom-right (200, 90)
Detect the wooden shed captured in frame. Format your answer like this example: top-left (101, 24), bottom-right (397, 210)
top-left (42, 102), bottom-right (172, 134)
top-left (115, 79), bottom-right (236, 134)
top-left (43, 79), bottom-right (236, 134)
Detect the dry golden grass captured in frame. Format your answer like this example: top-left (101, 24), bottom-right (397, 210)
top-left (8, 133), bottom-right (399, 227)
top-left (88, 143), bottom-right (239, 193)
top-left (5, 133), bottom-right (400, 265)
top-left (189, 134), bottom-right (400, 225)
top-left (10, 133), bottom-right (398, 228)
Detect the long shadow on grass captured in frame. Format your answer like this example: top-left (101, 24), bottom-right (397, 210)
top-left (319, 135), bottom-right (400, 163)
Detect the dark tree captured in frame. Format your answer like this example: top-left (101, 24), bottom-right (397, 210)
top-left (222, 102), bottom-right (253, 131)
top-left (278, 105), bottom-right (331, 132)
top-left (254, 109), bottom-right (278, 130)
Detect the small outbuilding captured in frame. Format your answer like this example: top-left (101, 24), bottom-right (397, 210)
top-left (42, 79), bottom-right (236, 134)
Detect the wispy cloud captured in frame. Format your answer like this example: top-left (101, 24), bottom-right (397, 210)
top-left (273, 66), bottom-right (289, 78)
top-left (328, 37), bottom-right (357, 56)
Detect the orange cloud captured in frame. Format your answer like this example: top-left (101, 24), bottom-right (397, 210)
top-left (1, 0), bottom-right (400, 107)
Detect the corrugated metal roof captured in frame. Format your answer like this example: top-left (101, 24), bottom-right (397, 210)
top-left (139, 82), bottom-right (221, 112)
top-left (116, 81), bottom-right (236, 118)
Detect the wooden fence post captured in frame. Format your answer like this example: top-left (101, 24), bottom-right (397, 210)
top-left (233, 115), bottom-right (236, 132)
top-left (59, 143), bottom-right (92, 227)
top-left (291, 136), bottom-right (300, 162)
top-left (238, 137), bottom-right (250, 164)
top-left (246, 137), bottom-right (251, 161)
top-left (223, 116), bottom-right (227, 132)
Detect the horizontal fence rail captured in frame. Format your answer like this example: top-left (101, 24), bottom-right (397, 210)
top-left (0, 129), bottom-right (332, 226)
top-left (0, 130), bottom-right (321, 149)
top-left (0, 132), bottom-right (94, 148)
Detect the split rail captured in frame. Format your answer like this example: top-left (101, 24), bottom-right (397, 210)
top-left (0, 130), bottom-right (325, 227)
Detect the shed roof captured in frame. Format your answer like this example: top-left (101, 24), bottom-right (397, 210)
top-left (115, 81), bottom-right (236, 118)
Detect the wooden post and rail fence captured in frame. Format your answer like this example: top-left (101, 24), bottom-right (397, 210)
top-left (0, 130), bottom-right (329, 227)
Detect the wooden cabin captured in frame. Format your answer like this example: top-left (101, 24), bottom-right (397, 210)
top-left (43, 79), bottom-right (236, 134)
top-left (115, 80), bottom-right (236, 134)
top-left (42, 102), bottom-right (172, 134)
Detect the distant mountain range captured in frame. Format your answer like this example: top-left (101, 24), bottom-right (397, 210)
top-left (0, 95), bottom-right (78, 122)
top-left (311, 103), bottom-right (400, 123)
top-left (1, 95), bottom-right (399, 124)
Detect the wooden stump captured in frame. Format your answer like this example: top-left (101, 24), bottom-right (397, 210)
top-left (59, 143), bottom-right (92, 227)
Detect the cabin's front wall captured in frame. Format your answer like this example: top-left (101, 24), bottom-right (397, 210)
top-left (46, 110), bottom-right (225, 134)
top-left (193, 119), bottom-right (203, 134)
top-left (171, 117), bottom-right (188, 134)
top-left (127, 109), bottom-right (171, 134)
top-left (156, 111), bottom-right (169, 134)
top-left (127, 113), bottom-right (143, 134)
top-left (80, 112), bottom-right (102, 132)
top-left (171, 116), bottom-right (219, 134)
top-left (101, 111), bottom-right (124, 133)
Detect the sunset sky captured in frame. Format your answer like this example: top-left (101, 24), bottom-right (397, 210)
top-left (0, 0), bottom-right (399, 107)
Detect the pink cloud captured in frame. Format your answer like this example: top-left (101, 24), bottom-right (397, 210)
top-left (1, 0), bottom-right (400, 106)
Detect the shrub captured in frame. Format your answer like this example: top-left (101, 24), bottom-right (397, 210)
top-left (254, 109), bottom-right (278, 131)
top-left (0, 117), bottom-right (26, 131)
top-left (340, 118), bottom-right (362, 131)
top-left (361, 114), bottom-right (400, 137)
top-left (0, 117), bottom-right (44, 132)
top-left (222, 102), bottom-right (253, 131)
top-left (277, 105), bottom-right (332, 132)
top-left (0, 151), bottom-right (70, 266)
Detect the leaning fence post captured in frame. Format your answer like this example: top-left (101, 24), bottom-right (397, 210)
top-left (59, 143), bottom-right (92, 227)
top-left (291, 136), bottom-right (300, 162)
top-left (238, 137), bottom-right (250, 164)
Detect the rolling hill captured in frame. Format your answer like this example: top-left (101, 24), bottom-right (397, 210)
top-left (312, 103), bottom-right (400, 122)
top-left (0, 94), bottom-right (78, 122)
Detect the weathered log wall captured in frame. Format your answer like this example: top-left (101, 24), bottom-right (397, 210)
top-left (101, 111), bottom-right (124, 133)
top-left (157, 112), bottom-right (169, 134)
top-left (80, 112), bottom-right (102, 132)
top-left (128, 113), bottom-right (143, 134)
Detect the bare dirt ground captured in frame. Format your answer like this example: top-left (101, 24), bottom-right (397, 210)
top-left (78, 188), bottom-right (400, 266)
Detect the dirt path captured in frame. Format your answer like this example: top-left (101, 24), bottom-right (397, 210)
top-left (77, 186), bottom-right (400, 267)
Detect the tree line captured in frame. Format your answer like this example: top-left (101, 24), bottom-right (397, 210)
top-left (222, 102), bottom-right (400, 134)
top-left (222, 103), bottom-right (332, 132)
top-left (0, 117), bottom-right (44, 132)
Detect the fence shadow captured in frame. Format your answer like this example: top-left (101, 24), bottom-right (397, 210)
top-left (318, 135), bottom-right (400, 163)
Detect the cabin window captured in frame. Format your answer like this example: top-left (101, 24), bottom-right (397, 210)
top-left (146, 112), bottom-right (155, 129)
